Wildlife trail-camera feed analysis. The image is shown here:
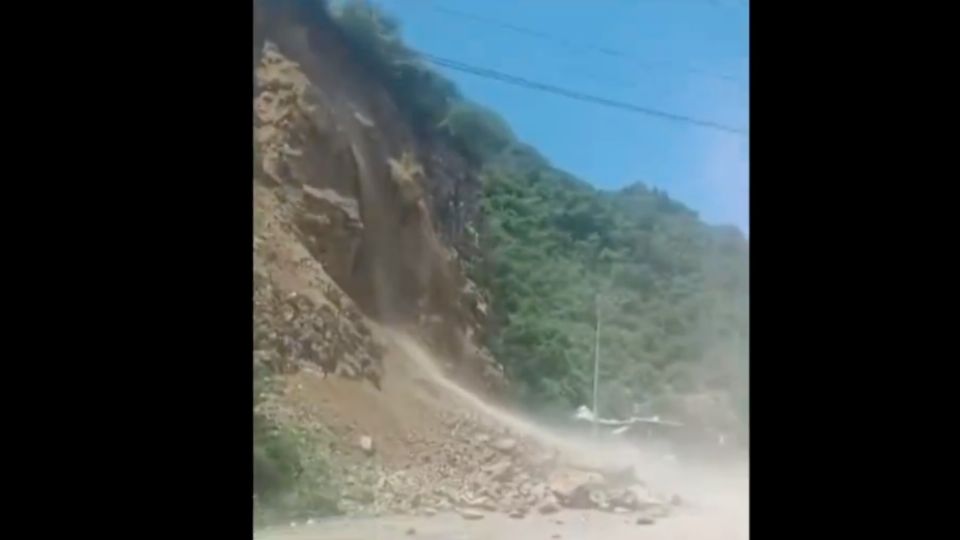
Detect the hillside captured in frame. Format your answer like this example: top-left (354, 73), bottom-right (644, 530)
top-left (252, 0), bottom-right (748, 532)
top-left (327, 0), bottom-right (750, 425)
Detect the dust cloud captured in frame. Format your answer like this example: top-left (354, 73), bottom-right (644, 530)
top-left (385, 328), bottom-right (748, 537)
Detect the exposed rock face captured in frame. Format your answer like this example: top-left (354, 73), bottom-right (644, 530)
top-left (296, 184), bottom-right (364, 285)
top-left (388, 152), bottom-right (426, 211)
top-left (253, 238), bottom-right (384, 385)
top-left (253, 8), bottom-right (503, 392)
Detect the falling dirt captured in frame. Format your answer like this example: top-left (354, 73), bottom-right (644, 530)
top-left (388, 329), bottom-right (648, 470)
top-left (388, 328), bottom-right (749, 478)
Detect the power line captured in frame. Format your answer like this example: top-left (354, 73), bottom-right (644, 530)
top-left (416, 51), bottom-right (748, 136)
top-left (423, 52), bottom-right (746, 135)
top-left (409, 1), bottom-right (743, 87)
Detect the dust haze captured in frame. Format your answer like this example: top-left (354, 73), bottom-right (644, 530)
top-left (389, 328), bottom-right (748, 539)
top-left (258, 326), bottom-right (747, 539)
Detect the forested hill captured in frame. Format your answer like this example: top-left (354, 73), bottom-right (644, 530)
top-left (330, 0), bottom-right (749, 424)
top-left (477, 148), bottom-right (748, 421)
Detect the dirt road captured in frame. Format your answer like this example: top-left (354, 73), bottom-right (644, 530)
top-left (256, 506), bottom-right (747, 540)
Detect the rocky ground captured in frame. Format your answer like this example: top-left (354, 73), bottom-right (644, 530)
top-left (254, 255), bottom-right (384, 385)
top-left (328, 409), bottom-right (680, 521)
top-left (255, 313), bottom-right (682, 524)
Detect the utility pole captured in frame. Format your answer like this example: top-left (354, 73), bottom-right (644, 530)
top-left (592, 293), bottom-right (601, 438)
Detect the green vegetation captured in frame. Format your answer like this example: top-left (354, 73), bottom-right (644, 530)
top-left (478, 160), bottom-right (749, 421)
top-left (331, 0), bottom-right (514, 165)
top-left (254, 364), bottom-right (340, 526)
top-left (331, 0), bottom-right (459, 136)
top-left (328, 0), bottom-right (749, 425)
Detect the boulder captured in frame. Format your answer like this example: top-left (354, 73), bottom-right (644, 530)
top-left (482, 460), bottom-right (513, 482)
top-left (459, 508), bottom-right (485, 520)
top-left (538, 496), bottom-right (560, 515)
top-left (588, 488), bottom-right (610, 511)
top-left (609, 488), bottom-right (639, 510)
top-left (547, 469), bottom-right (605, 508)
top-left (490, 438), bottom-right (518, 453)
top-left (359, 435), bottom-right (374, 456)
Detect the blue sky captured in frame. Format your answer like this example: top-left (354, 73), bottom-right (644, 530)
top-left (372, 0), bottom-right (749, 234)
